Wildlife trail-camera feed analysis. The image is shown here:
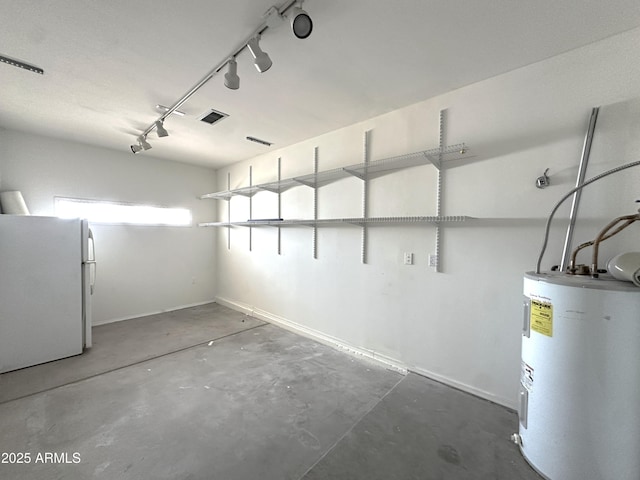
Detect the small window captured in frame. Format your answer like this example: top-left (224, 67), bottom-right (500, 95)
top-left (55, 197), bottom-right (192, 226)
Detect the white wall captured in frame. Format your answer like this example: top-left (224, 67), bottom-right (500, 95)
top-left (0, 130), bottom-right (217, 324)
top-left (213, 27), bottom-right (640, 408)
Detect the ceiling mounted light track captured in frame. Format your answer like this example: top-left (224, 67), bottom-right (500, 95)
top-left (130, 0), bottom-right (313, 153)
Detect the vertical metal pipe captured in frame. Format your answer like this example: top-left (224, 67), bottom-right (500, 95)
top-left (559, 107), bottom-right (599, 271)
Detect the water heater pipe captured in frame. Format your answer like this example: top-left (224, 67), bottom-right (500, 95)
top-left (559, 107), bottom-right (599, 271)
top-left (569, 215), bottom-right (638, 272)
top-left (535, 159), bottom-right (640, 274)
top-left (590, 211), bottom-right (640, 276)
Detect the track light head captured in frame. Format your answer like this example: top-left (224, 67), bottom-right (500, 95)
top-left (139, 135), bottom-right (152, 150)
top-left (288, 5), bottom-right (313, 39)
top-left (247, 36), bottom-right (272, 73)
top-left (130, 144), bottom-right (143, 154)
top-left (224, 58), bottom-right (240, 90)
top-left (155, 120), bottom-right (169, 137)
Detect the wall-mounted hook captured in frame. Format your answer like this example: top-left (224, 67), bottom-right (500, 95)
top-left (536, 168), bottom-right (550, 189)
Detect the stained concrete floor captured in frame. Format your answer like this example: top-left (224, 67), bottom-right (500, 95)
top-left (0, 303), bottom-right (541, 479)
top-left (0, 302), bottom-right (266, 403)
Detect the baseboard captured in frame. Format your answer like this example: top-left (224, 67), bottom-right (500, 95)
top-left (215, 296), bottom-right (408, 375)
top-left (93, 299), bottom-right (218, 326)
top-left (215, 295), bottom-right (517, 410)
top-left (410, 366), bottom-right (517, 411)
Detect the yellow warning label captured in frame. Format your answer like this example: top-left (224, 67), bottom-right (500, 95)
top-left (530, 300), bottom-right (553, 337)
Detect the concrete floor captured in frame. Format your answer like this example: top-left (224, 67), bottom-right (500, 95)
top-left (0, 303), bottom-right (541, 479)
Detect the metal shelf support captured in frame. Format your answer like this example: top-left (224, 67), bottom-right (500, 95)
top-left (434, 110), bottom-right (446, 273)
top-left (249, 165), bottom-right (253, 252)
top-left (227, 173), bottom-right (231, 250)
top-left (362, 130), bottom-right (371, 264)
top-left (277, 157), bottom-right (282, 255)
top-left (201, 119), bottom-right (471, 267)
top-left (313, 147), bottom-right (319, 259)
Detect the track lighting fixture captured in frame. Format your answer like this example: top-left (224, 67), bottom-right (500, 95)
top-left (130, 136), bottom-right (149, 154)
top-left (247, 36), bottom-right (272, 73)
top-left (155, 120), bottom-right (169, 137)
top-left (130, 143), bottom-right (143, 154)
top-left (132, 1), bottom-right (316, 150)
top-left (288, 4), bottom-right (313, 39)
top-left (139, 135), bottom-right (152, 150)
top-left (224, 58), bottom-right (240, 90)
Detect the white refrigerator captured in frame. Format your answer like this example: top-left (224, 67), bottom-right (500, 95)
top-left (0, 215), bottom-right (95, 373)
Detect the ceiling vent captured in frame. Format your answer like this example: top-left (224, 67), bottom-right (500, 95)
top-left (246, 136), bottom-right (273, 147)
top-left (0, 54), bottom-right (44, 75)
top-left (199, 109), bottom-right (228, 125)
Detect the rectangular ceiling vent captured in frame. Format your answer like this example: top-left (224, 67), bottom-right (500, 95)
top-left (0, 54), bottom-right (44, 75)
top-left (246, 136), bottom-right (273, 147)
top-left (199, 109), bottom-right (228, 125)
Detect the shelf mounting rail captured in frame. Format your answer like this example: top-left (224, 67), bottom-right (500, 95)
top-left (434, 110), bottom-right (447, 272)
top-left (361, 130), bottom-right (371, 264)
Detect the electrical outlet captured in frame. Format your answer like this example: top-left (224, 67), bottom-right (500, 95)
top-left (428, 254), bottom-right (438, 267)
top-left (404, 252), bottom-right (413, 265)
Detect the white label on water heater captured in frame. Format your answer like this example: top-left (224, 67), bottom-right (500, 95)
top-left (521, 361), bottom-right (534, 392)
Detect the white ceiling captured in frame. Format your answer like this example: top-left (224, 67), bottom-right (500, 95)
top-left (1, 1), bottom-right (640, 169)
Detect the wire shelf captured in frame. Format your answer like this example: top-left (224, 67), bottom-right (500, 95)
top-left (199, 143), bottom-right (469, 199)
top-left (293, 167), bottom-right (350, 188)
top-left (258, 178), bottom-right (300, 193)
top-left (198, 215), bottom-right (473, 228)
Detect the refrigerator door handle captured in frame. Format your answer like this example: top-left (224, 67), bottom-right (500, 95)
top-left (80, 219), bottom-right (94, 349)
top-left (85, 228), bottom-right (96, 294)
